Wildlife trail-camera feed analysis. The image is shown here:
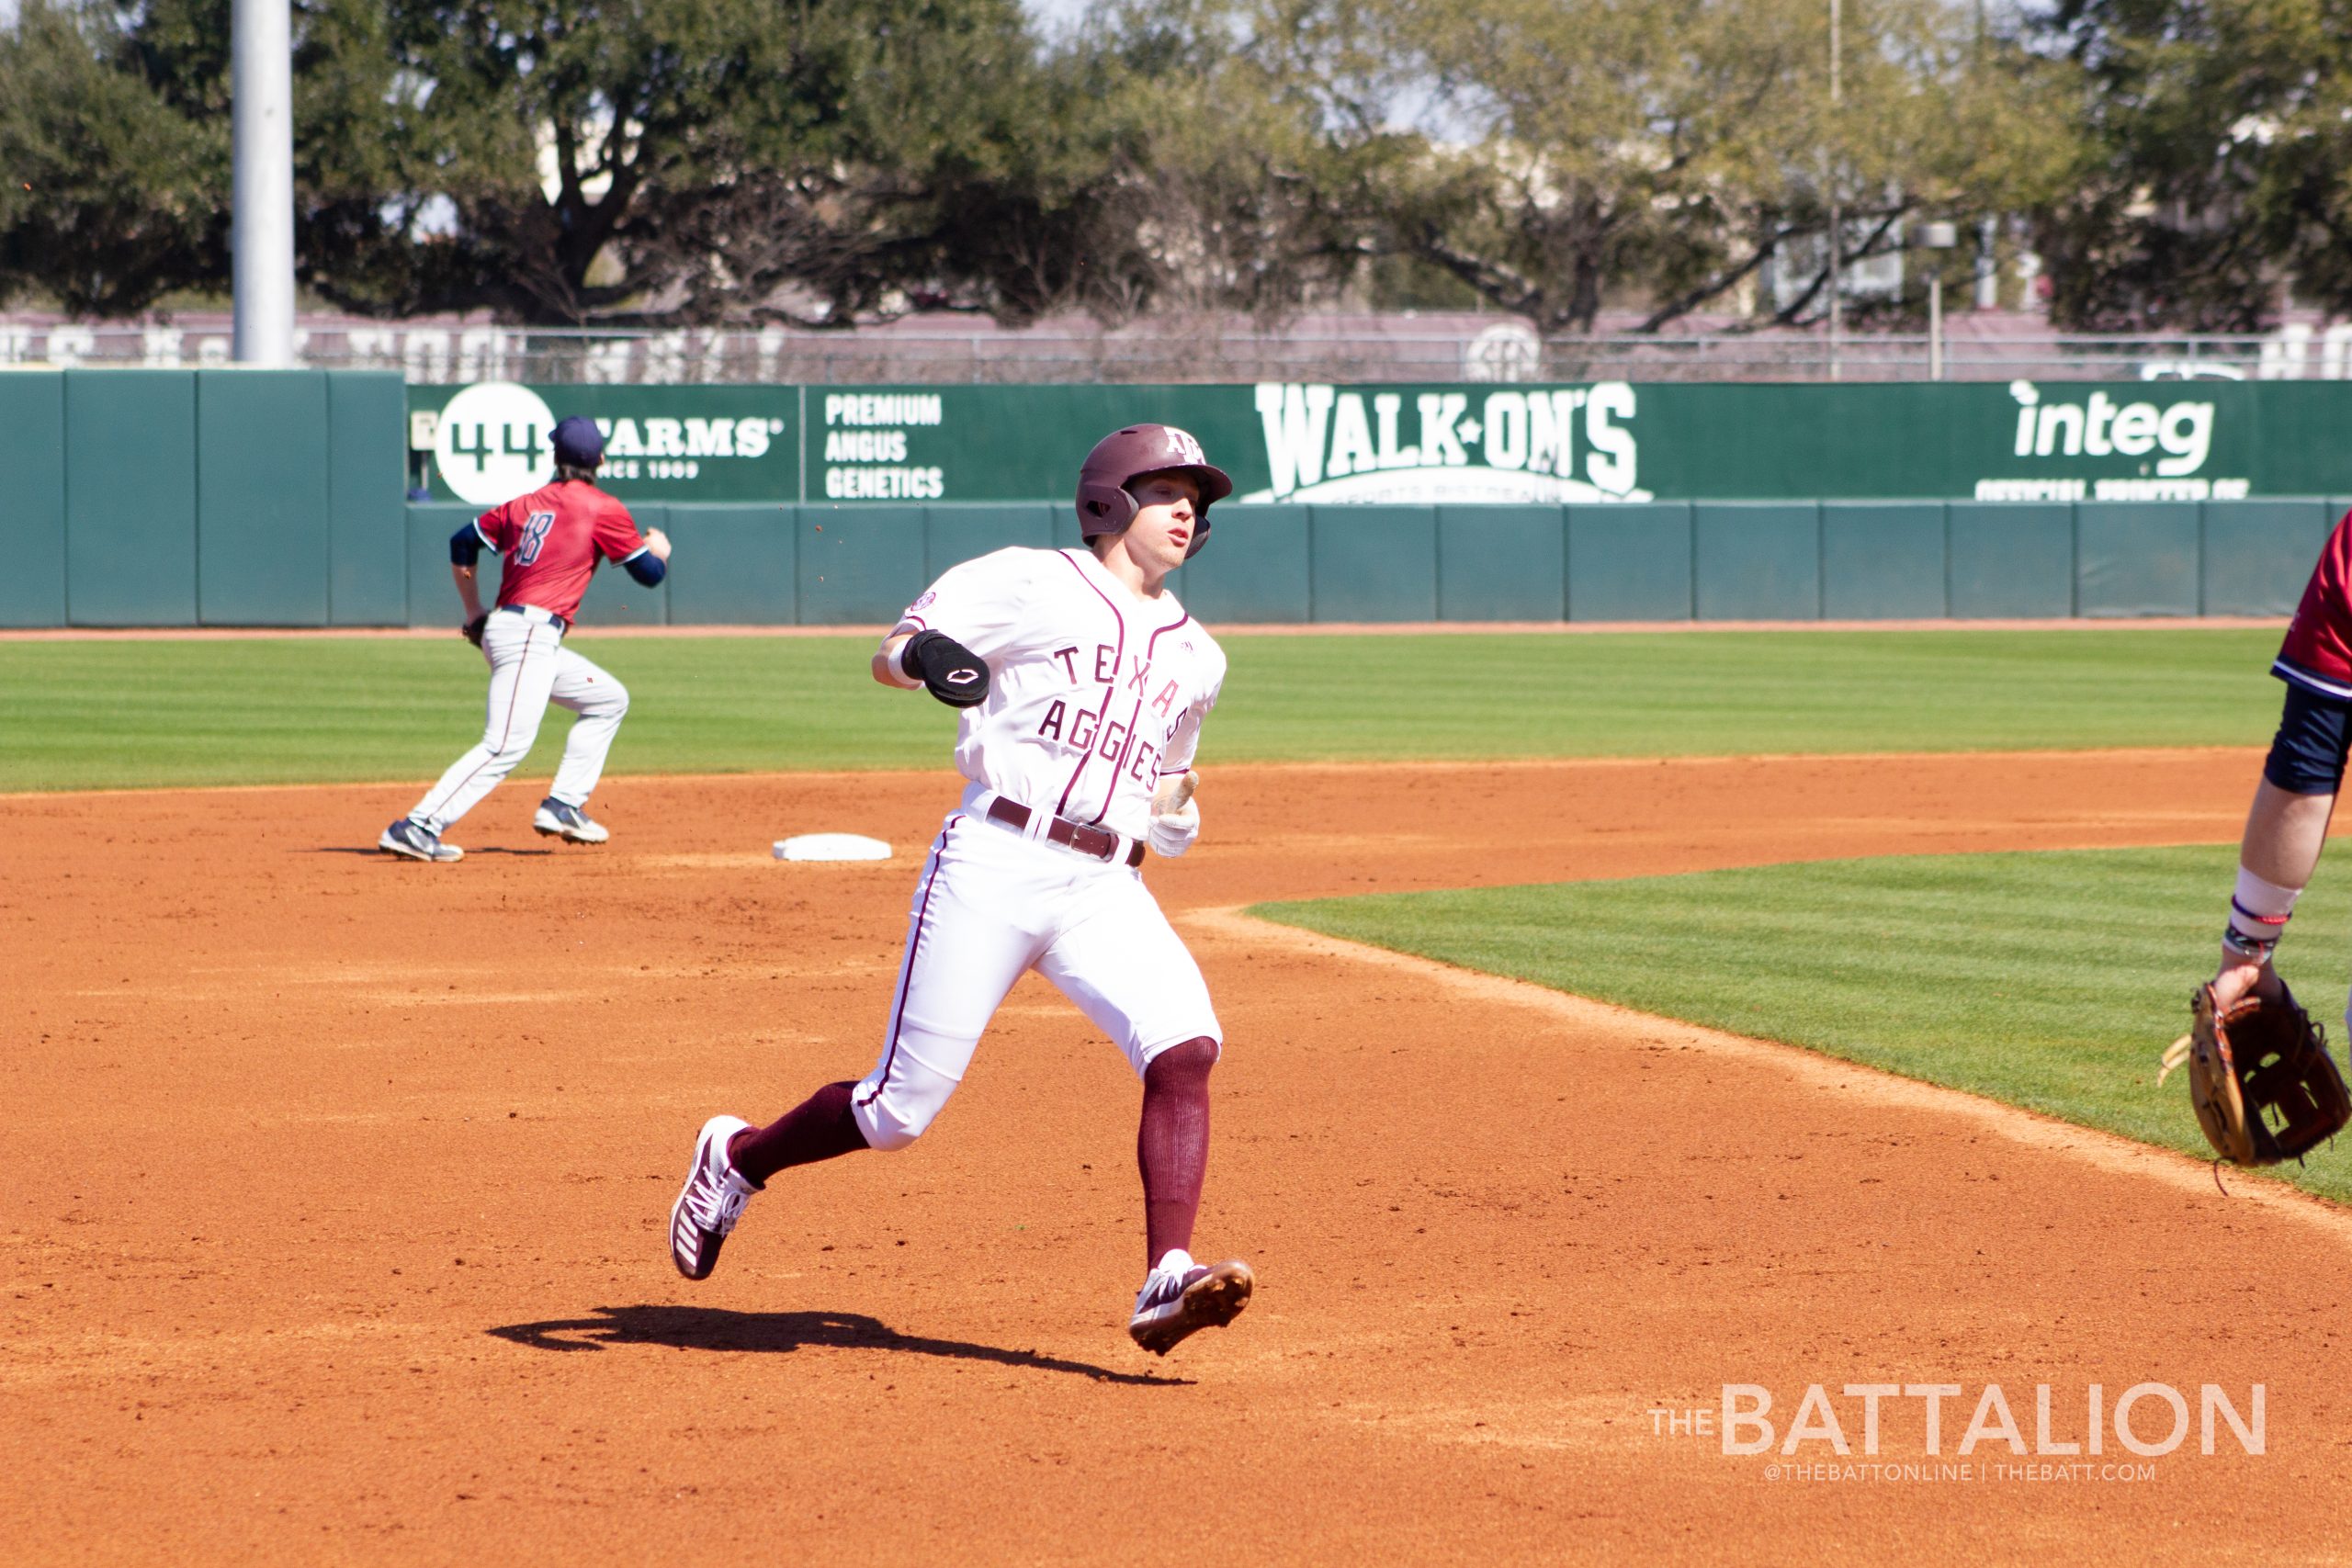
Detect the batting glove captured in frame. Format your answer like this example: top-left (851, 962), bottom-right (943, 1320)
top-left (1148, 799), bottom-right (1200, 858)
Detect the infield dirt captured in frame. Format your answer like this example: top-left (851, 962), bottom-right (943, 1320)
top-left (8, 749), bottom-right (2348, 1564)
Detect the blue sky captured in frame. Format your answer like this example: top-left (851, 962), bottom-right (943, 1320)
top-left (1024, 0), bottom-right (1100, 28)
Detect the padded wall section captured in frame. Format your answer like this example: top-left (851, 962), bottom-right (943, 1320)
top-left (798, 504), bottom-right (926, 624)
top-left (2202, 500), bottom-right (2335, 616)
top-left (1694, 503), bottom-right (1820, 621)
top-left (1437, 506), bottom-right (1566, 621)
top-left (2076, 502), bottom-right (2200, 617)
top-left (1567, 503), bottom-right (1691, 621)
top-left (65, 370), bottom-right (198, 626)
top-left (662, 506), bottom-right (797, 625)
top-left (327, 371), bottom-right (410, 626)
top-left (198, 370), bottom-right (331, 625)
top-left (1167, 505), bottom-right (1311, 622)
top-left (1947, 503), bottom-right (2075, 618)
top-left (926, 502), bottom-right (1058, 578)
top-left (1821, 502), bottom-right (1948, 620)
top-left (0, 372), bottom-right (66, 626)
top-left (407, 505), bottom-right (493, 628)
top-left (1310, 505), bottom-right (1437, 622)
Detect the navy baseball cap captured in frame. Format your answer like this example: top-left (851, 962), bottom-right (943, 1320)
top-left (551, 415), bottom-right (605, 467)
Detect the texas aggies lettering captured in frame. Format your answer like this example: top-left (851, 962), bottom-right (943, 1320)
top-left (899, 548), bottom-right (1225, 842)
top-left (1029, 640), bottom-right (1193, 800)
top-left (668, 423), bottom-right (1254, 1357)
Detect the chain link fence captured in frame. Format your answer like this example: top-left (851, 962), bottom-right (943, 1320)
top-left (6, 314), bottom-right (2347, 383)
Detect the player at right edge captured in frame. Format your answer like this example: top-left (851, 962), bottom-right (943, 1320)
top-left (668, 424), bottom-right (1251, 1356)
top-left (2206, 513), bottom-right (2352, 1010)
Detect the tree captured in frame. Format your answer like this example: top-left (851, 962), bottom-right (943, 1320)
top-left (320, 0), bottom-right (1129, 325)
top-left (1250, 0), bottom-right (2075, 333)
top-left (0, 0), bottom-right (229, 316)
top-left (924, 0), bottom-right (1408, 326)
top-left (0, 0), bottom-right (1092, 324)
top-left (2035, 0), bottom-right (2352, 331)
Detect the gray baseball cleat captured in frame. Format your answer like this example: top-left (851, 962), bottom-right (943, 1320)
top-left (379, 818), bottom-right (462, 863)
top-left (534, 797), bottom-right (610, 843)
top-left (1127, 1251), bottom-right (1253, 1355)
top-left (669, 1115), bottom-right (757, 1280)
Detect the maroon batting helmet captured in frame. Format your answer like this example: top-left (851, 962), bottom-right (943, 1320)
top-left (1075, 424), bottom-right (1233, 559)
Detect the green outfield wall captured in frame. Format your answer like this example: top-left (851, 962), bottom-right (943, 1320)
top-left (8, 367), bottom-right (2348, 628)
top-left (0, 367), bottom-right (403, 629)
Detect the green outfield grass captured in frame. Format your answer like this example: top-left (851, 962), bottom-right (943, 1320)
top-left (1255, 845), bottom-right (2352, 1201)
top-left (0, 626), bottom-right (2287, 791)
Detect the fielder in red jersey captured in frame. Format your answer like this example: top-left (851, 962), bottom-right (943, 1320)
top-left (379, 416), bottom-right (672, 863)
top-left (472, 479), bottom-right (650, 626)
top-left (2275, 513), bottom-right (2352, 700)
top-left (2199, 511), bottom-right (2352, 1030)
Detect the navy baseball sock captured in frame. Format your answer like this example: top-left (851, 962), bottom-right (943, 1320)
top-left (1137, 1037), bottom-right (1219, 1268)
top-left (729, 1080), bottom-right (867, 1187)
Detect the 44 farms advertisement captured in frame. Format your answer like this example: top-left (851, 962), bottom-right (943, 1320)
top-left (408, 380), bottom-right (2352, 508)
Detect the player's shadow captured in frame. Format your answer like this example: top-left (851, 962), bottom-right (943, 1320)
top-left (310, 845), bottom-right (553, 857)
top-left (485, 1304), bottom-right (1185, 1386)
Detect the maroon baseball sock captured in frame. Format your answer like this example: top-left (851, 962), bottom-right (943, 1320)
top-left (1136, 1037), bottom-right (1219, 1268)
top-left (728, 1081), bottom-right (868, 1187)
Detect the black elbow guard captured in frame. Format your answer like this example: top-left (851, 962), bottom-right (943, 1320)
top-left (624, 552), bottom-right (666, 587)
top-left (901, 630), bottom-right (989, 708)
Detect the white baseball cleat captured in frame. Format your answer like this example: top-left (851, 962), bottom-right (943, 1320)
top-left (379, 818), bottom-right (462, 863)
top-left (534, 798), bottom-right (610, 843)
top-left (669, 1115), bottom-right (757, 1280)
top-left (1127, 1250), bottom-right (1253, 1355)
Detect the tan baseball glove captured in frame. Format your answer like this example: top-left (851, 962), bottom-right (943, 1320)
top-left (2160, 982), bottom-right (2351, 1165)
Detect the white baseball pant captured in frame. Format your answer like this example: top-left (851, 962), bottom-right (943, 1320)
top-left (852, 789), bottom-right (1223, 1152)
top-left (409, 609), bottom-right (629, 833)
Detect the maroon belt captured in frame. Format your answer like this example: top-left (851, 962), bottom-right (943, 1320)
top-left (987, 797), bottom-right (1145, 867)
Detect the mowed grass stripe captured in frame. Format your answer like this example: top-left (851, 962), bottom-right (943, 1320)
top-left (1255, 846), bottom-right (2352, 1201)
top-left (0, 626), bottom-right (2288, 791)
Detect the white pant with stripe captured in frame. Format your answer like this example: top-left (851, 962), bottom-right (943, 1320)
top-left (409, 610), bottom-right (629, 833)
top-left (852, 786), bottom-right (1223, 1151)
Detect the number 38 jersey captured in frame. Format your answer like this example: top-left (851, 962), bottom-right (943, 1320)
top-left (469, 480), bottom-right (651, 624)
top-left (897, 547), bottom-right (1227, 840)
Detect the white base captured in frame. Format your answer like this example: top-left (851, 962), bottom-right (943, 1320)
top-left (774, 833), bottom-right (893, 863)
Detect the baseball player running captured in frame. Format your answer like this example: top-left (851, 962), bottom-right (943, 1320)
top-left (669, 424), bottom-right (1250, 1355)
top-left (380, 416), bottom-right (671, 863)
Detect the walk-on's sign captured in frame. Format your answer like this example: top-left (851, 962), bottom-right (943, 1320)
top-left (409, 379), bottom-right (2352, 505)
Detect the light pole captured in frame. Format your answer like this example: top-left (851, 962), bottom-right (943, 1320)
top-left (231, 0), bottom-right (296, 366)
top-left (1919, 220), bottom-right (1957, 380)
top-left (1826, 0), bottom-right (1841, 381)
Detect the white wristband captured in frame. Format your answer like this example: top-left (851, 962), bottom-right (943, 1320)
top-left (2230, 865), bottom-right (2301, 943)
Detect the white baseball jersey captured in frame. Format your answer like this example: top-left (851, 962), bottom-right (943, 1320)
top-left (895, 546), bottom-right (1227, 840)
